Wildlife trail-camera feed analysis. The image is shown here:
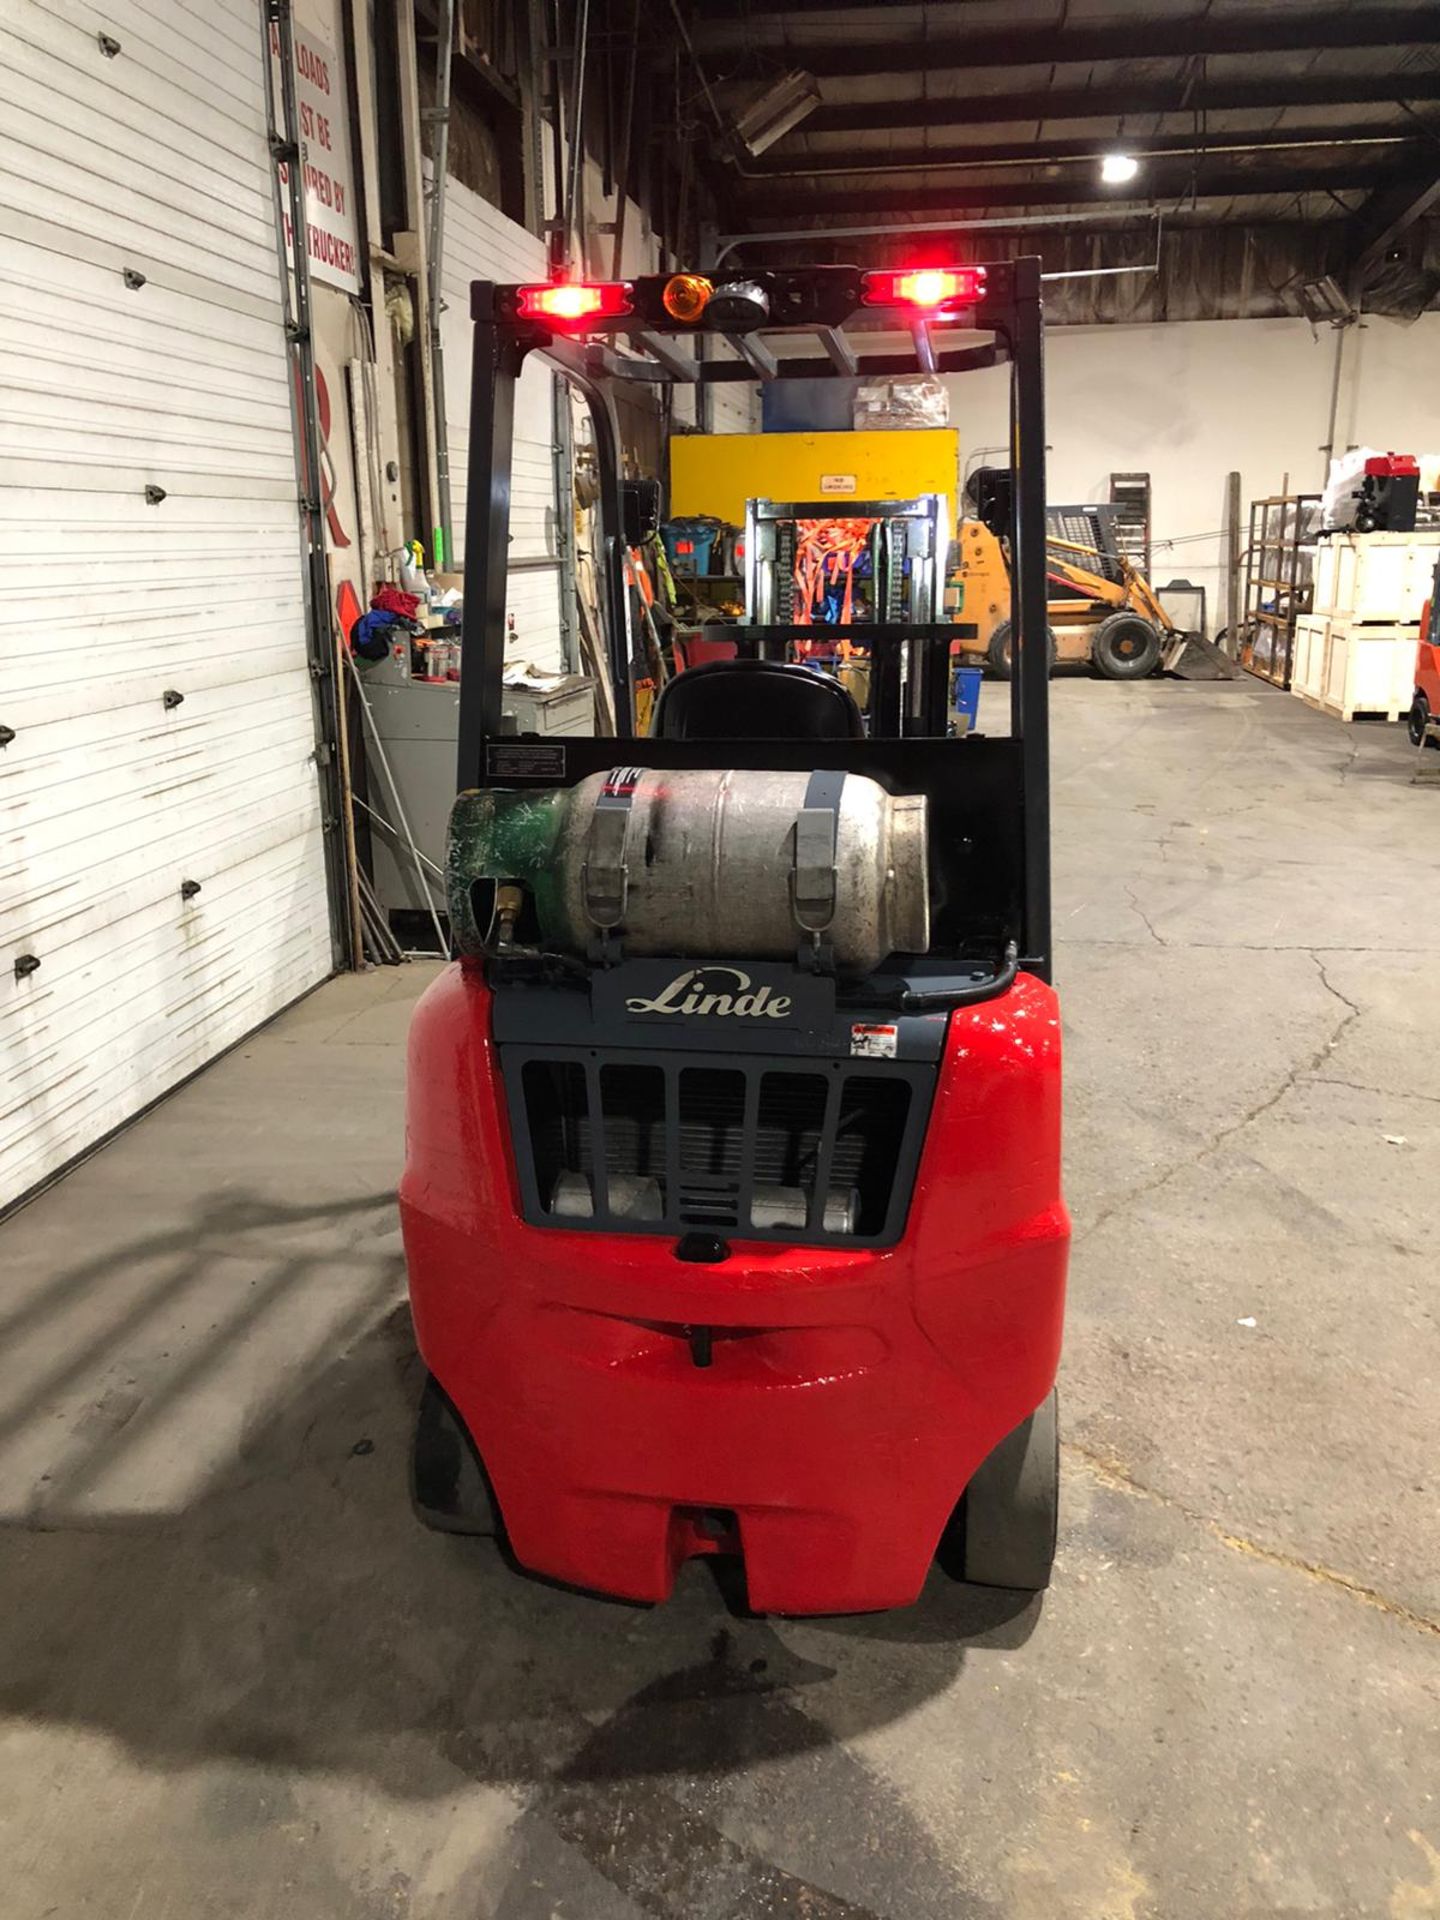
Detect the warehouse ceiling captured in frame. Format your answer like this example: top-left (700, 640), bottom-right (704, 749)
top-left (653, 0), bottom-right (1440, 321)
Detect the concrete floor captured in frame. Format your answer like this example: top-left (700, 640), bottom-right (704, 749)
top-left (3, 676), bottom-right (1438, 1919)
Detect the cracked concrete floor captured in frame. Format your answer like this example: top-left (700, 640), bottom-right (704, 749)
top-left (2, 676), bottom-right (1437, 1919)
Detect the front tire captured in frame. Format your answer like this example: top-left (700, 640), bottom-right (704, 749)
top-left (950, 1390), bottom-right (1059, 1590)
top-left (1091, 612), bottom-right (1163, 680)
top-left (1408, 693), bottom-right (1435, 748)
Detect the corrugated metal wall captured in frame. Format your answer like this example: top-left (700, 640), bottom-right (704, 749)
top-left (705, 342), bottom-right (762, 437)
top-left (441, 174), bottom-right (568, 672)
top-left (0, 0), bottom-right (333, 1209)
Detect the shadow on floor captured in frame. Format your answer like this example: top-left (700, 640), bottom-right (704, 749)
top-left (0, 1192), bottom-right (1039, 1915)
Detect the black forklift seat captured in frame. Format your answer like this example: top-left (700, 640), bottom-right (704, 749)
top-left (651, 658), bottom-right (866, 741)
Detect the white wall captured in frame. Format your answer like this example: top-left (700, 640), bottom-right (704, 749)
top-left (945, 311), bottom-right (1440, 633)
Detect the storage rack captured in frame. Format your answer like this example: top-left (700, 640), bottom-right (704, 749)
top-left (1109, 471), bottom-right (1152, 578)
top-left (1239, 492), bottom-right (1321, 689)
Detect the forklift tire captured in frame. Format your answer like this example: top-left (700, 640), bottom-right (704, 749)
top-left (411, 1372), bottom-right (501, 1536)
top-left (1092, 612), bottom-right (1163, 680)
top-left (986, 619), bottom-right (1056, 679)
top-left (1408, 694), bottom-right (1437, 749)
top-left (952, 1390), bottom-right (1059, 1591)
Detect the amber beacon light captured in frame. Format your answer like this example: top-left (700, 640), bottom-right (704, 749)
top-left (663, 274), bottom-right (714, 322)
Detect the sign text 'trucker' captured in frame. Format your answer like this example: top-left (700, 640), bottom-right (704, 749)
top-left (269, 20), bottom-right (361, 297)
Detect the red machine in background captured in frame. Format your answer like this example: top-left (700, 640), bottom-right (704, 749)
top-left (399, 260), bottom-right (1068, 1614)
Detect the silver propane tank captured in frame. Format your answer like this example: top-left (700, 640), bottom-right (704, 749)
top-left (549, 766), bottom-right (929, 974)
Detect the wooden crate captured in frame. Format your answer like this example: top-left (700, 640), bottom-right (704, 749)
top-left (1291, 614), bottom-right (1419, 723)
top-left (1312, 533), bottom-right (1440, 626)
top-left (1290, 614), bottom-right (1328, 702)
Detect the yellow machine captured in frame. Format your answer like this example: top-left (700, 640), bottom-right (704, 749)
top-left (955, 519), bottom-right (1180, 680)
top-left (670, 428), bottom-right (959, 525)
top-left (671, 429), bottom-right (1186, 681)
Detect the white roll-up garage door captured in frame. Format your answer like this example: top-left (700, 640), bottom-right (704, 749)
top-left (440, 176), bottom-right (568, 673)
top-left (0, 0), bottom-right (334, 1208)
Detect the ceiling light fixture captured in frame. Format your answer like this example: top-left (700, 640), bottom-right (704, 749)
top-left (1100, 152), bottom-right (1140, 185)
top-left (730, 70), bottom-right (821, 158)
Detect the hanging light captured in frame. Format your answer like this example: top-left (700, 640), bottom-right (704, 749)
top-left (1100, 153), bottom-right (1140, 185)
top-left (730, 70), bottom-right (821, 158)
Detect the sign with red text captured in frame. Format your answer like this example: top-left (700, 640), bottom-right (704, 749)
top-left (270, 23), bottom-right (361, 295)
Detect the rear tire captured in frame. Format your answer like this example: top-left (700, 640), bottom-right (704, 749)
top-left (1408, 693), bottom-right (1436, 748)
top-left (412, 1373), bottom-right (501, 1536)
top-left (952, 1390), bottom-right (1059, 1591)
top-left (1092, 612), bottom-right (1163, 680)
top-left (986, 619), bottom-right (1057, 680)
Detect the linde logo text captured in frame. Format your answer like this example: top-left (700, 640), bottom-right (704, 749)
top-left (624, 967), bottom-right (793, 1019)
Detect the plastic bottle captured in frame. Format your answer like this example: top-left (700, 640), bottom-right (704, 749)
top-left (400, 539), bottom-right (430, 599)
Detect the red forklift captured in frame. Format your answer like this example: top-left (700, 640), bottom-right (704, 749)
top-left (1409, 558), bottom-right (1440, 750)
top-left (399, 260), bottom-right (1070, 1613)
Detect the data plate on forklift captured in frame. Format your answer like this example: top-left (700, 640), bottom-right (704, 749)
top-left (485, 741), bottom-right (567, 781)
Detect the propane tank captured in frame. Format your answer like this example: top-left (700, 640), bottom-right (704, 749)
top-left (450, 767), bottom-right (929, 975)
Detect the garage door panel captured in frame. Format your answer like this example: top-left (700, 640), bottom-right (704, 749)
top-left (500, 571), bottom-right (566, 674)
top-left (0, 603), bottom-right (306, 697)
top-left (0, 251), bottom-right (294, 393)
top-left (10, 791), bottom-right (322, 961)
top-left (1, 313), bottom-right (286, 408)
top-left (4, 358), bottom-right (292, 437)
top-left (0, 35), bottom-right (266, 216)
top-left (3, 242), bottom-right (285, 367)
top-left (9, 784), bottom-right (323, 958)
top-left (0, 0), bottom-right (332, 1208)
top-left (0, 553), bottom-right (298, 610)
top-left (0, 171), bottom-right (271, 304)
top-left (2, 742), bottom-right (323, 912)
top-left (96, 0), bottom-right (263, 94)
top-left (0, 408), bottom-right (296, 481)
top-left (0, 483), bottom-right (297, 543)
top-left (33, 0), bottom-right (264, 124)
top-left (0, 641), bottom-right (314, 737)
top-left (2, 680), bottom-right (318, 839)
top-left (0, 136), bottom-right (274, 279)
top-left (0, 97), bottom-right (274, 254)
top-left (3, 842), bottom-right (330, 1082)
top-left (2, 899), bottom-right (332, 1194)
top-left (439, 170), bottom-right (566, 671)
top-left (1, 646), bottom-right (313, 744)
top-left (7, 0), bottom-right (261, 169)
top-left (0, 634), bottom-right (308, 719)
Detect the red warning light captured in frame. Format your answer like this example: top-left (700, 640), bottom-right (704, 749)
top-left (515, 281), bottom-right (633, 325)
top-left (861, 267), bottom-right (987, 312)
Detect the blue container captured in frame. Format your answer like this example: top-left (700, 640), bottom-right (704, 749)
top-left (662, 517), bottom-right (723, 577)
top-left (952, 664), bottom-right (983, 733)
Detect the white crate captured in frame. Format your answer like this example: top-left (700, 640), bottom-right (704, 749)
top-left (1290, 613), bottom-right (1328, 700)
top-left (1291, 615), bottom-right (1420, 723)
top-left (1312, 533), bottom-right (1440, 625)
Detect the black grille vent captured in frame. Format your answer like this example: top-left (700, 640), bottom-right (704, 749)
top-left (508, 1047), bottom-right (933, 1247)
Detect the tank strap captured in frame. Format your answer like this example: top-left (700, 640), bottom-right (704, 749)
top-left (793, 768), bottom-right (844, 937)
top-left (583, 765), bottom-right (642, 930)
